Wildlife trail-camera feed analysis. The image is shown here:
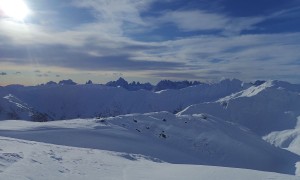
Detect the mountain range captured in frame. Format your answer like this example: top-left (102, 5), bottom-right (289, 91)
top-left (0, 78), bottom-right (300, 178)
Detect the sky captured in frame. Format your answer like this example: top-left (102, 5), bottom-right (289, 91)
top-left (0, 0), bottom-right (300, 85)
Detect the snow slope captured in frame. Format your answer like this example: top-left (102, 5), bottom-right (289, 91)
top-left (264, 116), bottom-right (300, 155)
top-left (1, 80), bottom-right (300, 179)
top-left (0, 94), bottom-right (50, 121)
top-left (0, 112), bottom-right (298, 175)
top-left (179, 81), bottom-right (300, 135)
top-left (0, 136), bottom-right (298, 180)
top-left (0, 79), bottom-right (245, 120)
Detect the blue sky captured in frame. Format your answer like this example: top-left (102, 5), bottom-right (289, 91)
top-left (0, 0), bottom-right (300, 85)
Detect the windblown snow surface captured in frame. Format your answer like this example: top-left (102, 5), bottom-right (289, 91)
top-left (0, 79), bottom-right (300, 179)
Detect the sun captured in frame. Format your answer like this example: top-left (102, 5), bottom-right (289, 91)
top-left (0, 0), bottom-right (30, 21)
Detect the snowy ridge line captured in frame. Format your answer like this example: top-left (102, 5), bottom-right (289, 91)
top-left (1, 79), bottom-right (300, 178)
top-left (0, 111), bottom-right (299, 175)
top-left (179, 80), bottom-right (300, 135)
top-left (0, 79), bottom-right (245, 121)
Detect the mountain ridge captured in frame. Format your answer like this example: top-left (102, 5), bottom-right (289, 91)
top-left (0, 79), bottom-right (245, 121)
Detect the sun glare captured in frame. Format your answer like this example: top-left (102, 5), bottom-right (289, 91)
top-left (0, 0), bottom-right (30, 21)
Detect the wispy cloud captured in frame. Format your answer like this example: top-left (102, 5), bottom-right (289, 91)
top-left (36, 73), bottom-right (49, 77)
top-left (158, 10), bottom-right (224, 31)
top-left (157, 10), bottom-right (266, 35)
top-left (150, 72), bottom-right (203, 80)
top-left (0, 0), bottom-right (299, 83)
top-left (72, 0), bottom-right (153, 24)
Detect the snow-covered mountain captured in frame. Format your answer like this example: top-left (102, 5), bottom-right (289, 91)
top-left (264, 117), bottom-right (300, 156)
top-left (0, 79), bottom-right (245, 121)
top-left (154, 79), bottom-right (203, 91)
top-left (179, 80), bottom-right (300, 135)
top-left (0, 94), bottom-right (51, 121)
top-left (105, 77), bottom-right (203, 91)
top-left (0, 112), bottom-right (298, 175)
top-left (1, 79), bottom-right (300, 179)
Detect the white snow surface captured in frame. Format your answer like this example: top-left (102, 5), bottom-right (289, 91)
top-left (0, 80), bottom-right (300, 179)
top-left (0, 112), bottom-right (298, 176)
top-left (0, 136), bottom-right (298, 180)
top-left (264, 116), bottom-right (300, 156)
top-left (179, 81), bottom-right (300, 135)
top-left (0, 137), bottom-right (299, 180)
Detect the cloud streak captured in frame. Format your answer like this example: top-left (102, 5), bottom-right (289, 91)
top-left (158, 10), bottom-right (265, 35)
top-left (0, 0), bottom-right (299, 83)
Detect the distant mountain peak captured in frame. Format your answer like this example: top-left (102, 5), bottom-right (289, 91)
top-left (154, 80), bottom-right (203, 91)
top-left (106, 77), bottom-right (129, 88)
top-left (86, 80), bottom-right (93, 84)
top-left (58, 79), bottom-right (77, 85)
top-left (251, 80), bottom-right (266, 86)
top-left (45, 81), bottom-right (57, 85)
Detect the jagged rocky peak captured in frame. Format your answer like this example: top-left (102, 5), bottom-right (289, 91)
top-left (251, 80), bottom-right (266, 86)
top-left (86, 80), bottom-right (93, 85)
top-left (106, 77), bottom-right (128, 88)
top-left (155, 80), bottom-right (203, 91)
top-left (58, 79), bottom-right (77, 85)
top-left (45, 81), bottom-right (57, 85)
top-left (106, 77), bottom-right (154, 91)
